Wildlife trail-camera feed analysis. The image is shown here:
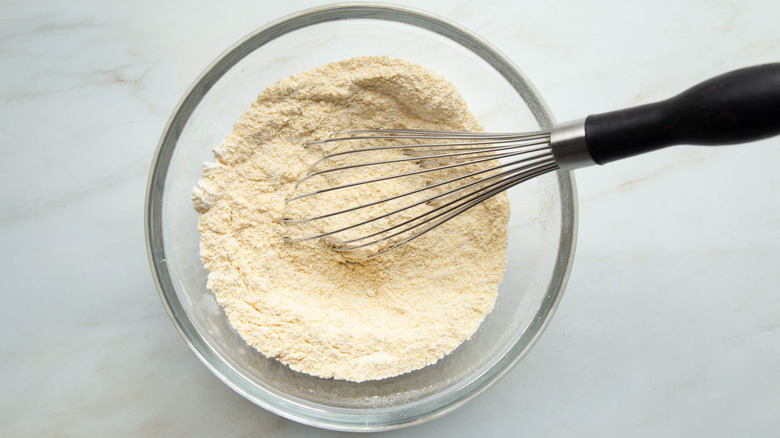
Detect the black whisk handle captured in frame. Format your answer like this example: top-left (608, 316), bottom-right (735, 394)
top-left (583, 63), bottom-right (780, 165)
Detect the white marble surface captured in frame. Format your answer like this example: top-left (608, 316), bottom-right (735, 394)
top-left (1, 0), bottom-right (779, 436)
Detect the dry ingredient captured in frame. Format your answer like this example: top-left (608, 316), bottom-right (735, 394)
top-left (192, 57), bottom-right (510, 382)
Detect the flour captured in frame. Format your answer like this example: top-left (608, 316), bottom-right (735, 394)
top-left (193, 57), bottom-right (510, 382)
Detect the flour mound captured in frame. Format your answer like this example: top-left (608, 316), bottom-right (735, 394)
top-left (193, 57), bottom-right (510, 382)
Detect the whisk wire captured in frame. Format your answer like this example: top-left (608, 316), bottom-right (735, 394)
top-left (283, 153), bottom-right (555, 241)
top-left (299, 135), bottom-right (549, 183)
top-left (333, 161), bottom-right (559, 256)
top-left (289, 141), bottom-right (551, 201)
top-left (306, 129), bottom-right (549, 144)
top-left (335, 159), bottom-right (557, 247)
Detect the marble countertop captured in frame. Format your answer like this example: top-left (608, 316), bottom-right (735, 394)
top-left (2, 0), bottom-right (778, 436)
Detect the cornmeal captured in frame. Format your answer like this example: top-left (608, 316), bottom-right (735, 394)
top-left (192, 57), bottom-right (510, 382)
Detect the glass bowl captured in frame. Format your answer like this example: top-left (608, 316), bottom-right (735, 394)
top-left (145, 4), bottom-right (577, 432)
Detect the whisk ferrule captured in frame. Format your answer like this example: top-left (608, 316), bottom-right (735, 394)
top-left (549, 118), bottom-right (595, 171)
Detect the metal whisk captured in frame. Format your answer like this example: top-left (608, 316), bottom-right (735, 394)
top-left (284, 64), bottom-right (780, 257)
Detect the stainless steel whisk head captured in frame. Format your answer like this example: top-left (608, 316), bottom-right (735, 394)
top-left (283, 128), bottom-right (569, 257)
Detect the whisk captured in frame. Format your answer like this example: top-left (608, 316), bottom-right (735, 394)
top-left (284, 63), bottom-right (780, 256)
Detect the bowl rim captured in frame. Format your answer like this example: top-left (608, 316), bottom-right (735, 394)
top-left (145, 2), bottom-right (578, 432)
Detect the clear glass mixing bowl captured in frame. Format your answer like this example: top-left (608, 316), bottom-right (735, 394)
top-left (145, 4), bottom-right (577, 432)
